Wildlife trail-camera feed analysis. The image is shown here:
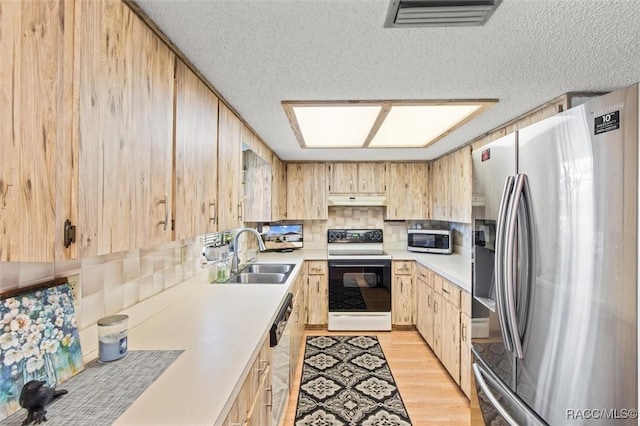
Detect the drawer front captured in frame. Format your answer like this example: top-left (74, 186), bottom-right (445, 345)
top-left (393, 260), bottom-right (413, 275)
top-left (432, 273), bottom-right (443, 293)
top-left (307, 260), bottom-right (327, 275)
top-left (441, 279), bottom-right (461, 309)
top-left (416, 264), bottom-right (431, 286)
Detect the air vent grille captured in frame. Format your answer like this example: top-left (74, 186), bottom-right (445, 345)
top-left (384, 0), bottom-right (502, 28)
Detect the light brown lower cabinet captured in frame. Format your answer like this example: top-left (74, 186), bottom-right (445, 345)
top-left (392, 261), bottom-right (415, 326)
top-left (460, 290), bottom-right (472, 398)
top-left (290, 270), bottom-right (306, 382)
top-left (306, 261), bottom-right (328, 326)
top-left (222, 337), bottom-right (272, 426)
top-left (415, 263), bottom-right (471, 398)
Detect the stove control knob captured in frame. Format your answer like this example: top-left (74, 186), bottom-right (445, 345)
top-left (328, 232), bottom-right (336, 242)
top-left (373, 231), bottom-right (382, 241)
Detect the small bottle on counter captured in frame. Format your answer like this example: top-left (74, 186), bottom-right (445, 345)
top-left (217, 253), bottom-right (231, 282)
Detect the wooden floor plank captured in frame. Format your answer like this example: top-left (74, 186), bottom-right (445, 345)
top-left (282, 329), bottom-right (470, 426)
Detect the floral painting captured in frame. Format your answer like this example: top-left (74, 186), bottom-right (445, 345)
top-left (0, 283), bottom-right (84, 421)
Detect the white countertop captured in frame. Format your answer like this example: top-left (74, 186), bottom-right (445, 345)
top-left (108, 247), bottom-right (471, 425)
top-left (112, 260), bottom-right (304, 426)
top-left (385, 250), bottom-right (472, 293)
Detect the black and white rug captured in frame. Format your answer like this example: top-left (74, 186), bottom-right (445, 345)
top-left (295, 335), bottom-right (412, 426)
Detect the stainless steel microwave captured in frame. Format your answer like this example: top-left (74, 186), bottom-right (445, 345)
top-left (407, 229), bottom-right (452, 254)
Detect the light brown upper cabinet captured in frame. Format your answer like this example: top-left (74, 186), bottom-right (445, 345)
top-left (0, 0), bottom-right (74, 262)
top-left (328, 163), bottom-right (386, 194)
top-left (76, 0), bottom-right (176, 257)
top-left (173, 59), bottom-right (219, 240)
top-left (449, 146), bottom-right (472, 223)
top-left (385, 163), bottom-right (429, 220)
top-left (218, 103), bottom-right (244, 230)
top-left (286, 163), bottom-right (328, 220)
top-left (271, 155), bottom-right (287, 221)
top-left (242, 144), bottom-right (272, 222)
top-left (428, 147), bottom-right (472, 223)
top-left (429, 156), bottom-right (450, 221)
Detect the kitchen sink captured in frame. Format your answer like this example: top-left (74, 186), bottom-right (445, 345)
top-left (241, 263), bottom-right (294, 274)
top-left (226, 272), bottom-right (288, 284)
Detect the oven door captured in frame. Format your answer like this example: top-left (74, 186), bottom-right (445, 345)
top-left (328, 259), bottom-right (391, 313)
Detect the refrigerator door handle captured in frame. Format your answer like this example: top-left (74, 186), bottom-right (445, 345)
top-left (495, 175), bottom-right (515, 353)
top-left (505, 173), bottom-right (525, 359)
top-left (472, 363), bottom-right (520, 426)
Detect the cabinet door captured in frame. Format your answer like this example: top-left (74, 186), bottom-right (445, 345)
top-left (328, 163), bottom-right (357, 193)
top-left (449, 147), bottom-right (472, 223)
top-left (424, 286), bottom-right (436, 349)
top-left (386, 163), bottom-right (429, 219)
top-left (415, 275), bottom-right (427, 338)
top-left (306, 262), bottom-right (327, 326)
top-left (0, 0), bottom-right (74, 261)
top-left (392, 275), bottom-right (415, 326)
top-left (271, 155), bottom-right (287, 221)
top-left (442, 300), bottom-right (461, 385)
top-left (429, 155), bottom-right (451, 221)
top-left (460, 312), bottom-right (471, 398)
top-left (358, 163), bottom-right (386, 194)
top-left (286, 163), bottom-right (328, 220)
top-left (218, 103), bottom-right (243, 229)
top-left (77, 0), bottom-right (174, 257)
top-left (174, 59), bottom-right (219, 239)
top-left (432, 292), bottom-right (443, 359)
top-left (242, 139), bottom-right (272, 222)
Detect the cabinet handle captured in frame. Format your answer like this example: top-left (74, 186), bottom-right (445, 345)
top-left (265, 385), bottom-right (273, 408)
top-left (158, 193), bottom-right (168, 230)
top-left (434, 300), bottom-right (438, 314)
top-left (427, 294), bottom-right (431, 307)
top-left (461, 323), bottom-right (466, 341)
top-left (442, 288), bottom-right (450, 294)
top-left (209, 201), bottom-right (217, 224)
top-left (258, 360), bottom-right (269, 375)
top-left (238, 203), bottom-right (243, 221)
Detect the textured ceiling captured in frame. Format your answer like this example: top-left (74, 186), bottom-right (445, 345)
top-left (134, 0), bottom-right (640, 161)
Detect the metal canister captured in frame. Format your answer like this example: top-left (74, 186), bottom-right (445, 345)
top-left (97, 314), bottom-right (128, 362)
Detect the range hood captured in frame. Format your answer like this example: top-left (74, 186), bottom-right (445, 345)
top-left (327, 195), bottom-right (387, 207)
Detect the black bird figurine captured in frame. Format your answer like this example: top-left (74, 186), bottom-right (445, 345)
top-left (19, 380), bottom-right (68, 425)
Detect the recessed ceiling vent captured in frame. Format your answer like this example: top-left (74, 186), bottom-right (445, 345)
top-left (384, 0), bottom-right (502, 28)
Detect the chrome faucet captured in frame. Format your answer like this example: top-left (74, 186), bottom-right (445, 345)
top-left (231, 227), bottom-right (267, 273)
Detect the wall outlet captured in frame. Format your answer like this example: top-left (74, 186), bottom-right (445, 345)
top-left (66, 273), bottom-right (81, 303)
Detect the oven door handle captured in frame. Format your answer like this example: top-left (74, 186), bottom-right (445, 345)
top-left (329, 263), bottom-right (389, 268)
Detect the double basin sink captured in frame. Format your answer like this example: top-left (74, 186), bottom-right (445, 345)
top-left (226, 263), bottom-right (295, 284)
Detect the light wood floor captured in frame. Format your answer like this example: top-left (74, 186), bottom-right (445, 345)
top-left (282, 329), bottom-right (470, 425)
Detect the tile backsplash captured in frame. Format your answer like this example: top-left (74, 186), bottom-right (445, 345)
top-left (285, 206), bottom-right (472, 255)
top-left (0, 238), bottom-right (204, 331)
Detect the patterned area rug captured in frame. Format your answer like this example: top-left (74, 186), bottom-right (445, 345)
top-left (295, 336), bottom-right (412, 426)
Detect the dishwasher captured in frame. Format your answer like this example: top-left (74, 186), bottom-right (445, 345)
top-left (270, 292), bottom-right (293, 426)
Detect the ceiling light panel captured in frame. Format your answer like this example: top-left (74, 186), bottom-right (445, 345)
top-left (292, 105), bottom-right (381, 147)
top-left (368, 104), bottom-right (481, 147)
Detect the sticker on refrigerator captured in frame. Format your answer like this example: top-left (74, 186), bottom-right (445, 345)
top-left (481, 148), bottom-right (490, 161)
top-left (594, 110), bottom-right (620, 135)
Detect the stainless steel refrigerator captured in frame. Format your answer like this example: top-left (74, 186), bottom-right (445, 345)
top-left (471, 84), bottom-right (638, 425)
